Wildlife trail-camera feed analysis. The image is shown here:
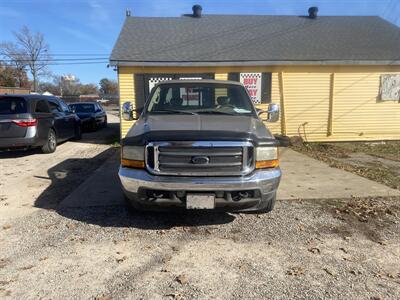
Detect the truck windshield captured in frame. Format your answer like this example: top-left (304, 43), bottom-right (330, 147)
top-left (146, 83), bottom-right (256, 116)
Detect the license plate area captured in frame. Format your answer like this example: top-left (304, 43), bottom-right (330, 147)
top-left (186, 193), bottom-right (215, 209)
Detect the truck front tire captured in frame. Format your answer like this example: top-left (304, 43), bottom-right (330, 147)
top-left (254, 193), bottom-right (276, 213)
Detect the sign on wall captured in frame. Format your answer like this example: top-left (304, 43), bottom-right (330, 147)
top-left (240, 73), bottom-right (262, 104)
top-left (380, 74), bottom-right (400, 101)
top-left (148, 77), bottom-right (173, 93)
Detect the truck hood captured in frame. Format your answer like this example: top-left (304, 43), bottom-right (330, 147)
top-left (123, 114), bottom-right (276, 146)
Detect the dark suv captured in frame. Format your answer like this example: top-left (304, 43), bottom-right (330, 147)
top-left (68, 102), bottom-right (107, 131)
top-left (0, 94), bottom-right (82, 153)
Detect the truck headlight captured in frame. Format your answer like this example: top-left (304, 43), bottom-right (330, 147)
top-left (255, 147), bottom-right (279, 169)
top-left (121, 146), bottom-right (145, 169)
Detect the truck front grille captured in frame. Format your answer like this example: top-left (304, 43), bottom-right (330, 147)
top-left (146, 141), bottom-right (254, 176)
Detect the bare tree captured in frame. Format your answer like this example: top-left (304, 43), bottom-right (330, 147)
top-left (0, 42), bottom-right (28, 88)
top-left (13, 26), bottom-right (51, 92)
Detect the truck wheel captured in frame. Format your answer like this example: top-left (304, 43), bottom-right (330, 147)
top-left (256, 193), bottom-right (276, 213)
top-left (124, 194), bottom-right (150, 213)
top-left (41, 129), bottom-right (57, 154)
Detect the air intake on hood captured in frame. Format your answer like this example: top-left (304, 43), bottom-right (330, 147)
top-left (192, 4), bottom-right (202, 18)
top-left (308, 7), bottom-right (318, 19)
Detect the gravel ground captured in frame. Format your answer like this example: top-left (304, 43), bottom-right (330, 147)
top-left (1, 117), bottom-right (399, 299)
top-left (1, 196), bottom-right (399, 299)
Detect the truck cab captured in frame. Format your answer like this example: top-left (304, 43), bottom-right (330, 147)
top-left (119, 80), bottom-right (281, 212)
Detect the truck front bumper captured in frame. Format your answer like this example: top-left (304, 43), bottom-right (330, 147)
top-left (119, 167), bottom-right (281, 211)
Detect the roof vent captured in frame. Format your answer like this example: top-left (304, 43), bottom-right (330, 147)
top-left (192, 4), bottom-right (202, 18)
top-left (308, 6), bottom-right (318, 19)
top-left (126, 8), bottom-right (131, 17)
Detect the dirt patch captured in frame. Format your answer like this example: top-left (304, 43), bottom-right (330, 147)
top-left (319, 196), bottom-right (400, 243)
top-left (291, 142), bottom-right (400, 189)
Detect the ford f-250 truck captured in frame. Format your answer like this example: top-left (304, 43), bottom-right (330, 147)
top-left (119, 80), bottom-right (281, 212)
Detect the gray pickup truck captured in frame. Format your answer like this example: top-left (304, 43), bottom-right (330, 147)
top-left (119, 80), bottom-right (281, 213)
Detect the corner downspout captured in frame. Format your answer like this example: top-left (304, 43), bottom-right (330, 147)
top-left (278, 72), bottom-right (287, 136)
top-left (327, 73), bottom-right (335, 136)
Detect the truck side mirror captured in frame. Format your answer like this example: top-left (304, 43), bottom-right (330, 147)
top-left (257, 103), bottom-right (279, 122)
top-left (122, 101), bottom-right (137, 121)
top-left (267, 103), bottom-right (279, 122)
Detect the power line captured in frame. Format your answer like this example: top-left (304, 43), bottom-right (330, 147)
top-left (46, 61), bottom-right (109, 65)
top-left (1, 57), bottom-right (108, 62)
top-left (42, 53), bottom-right (109, 56)
top-left (3, 53), bottom-right (109, 56)
top-left (1, 61), bottom-right (109, 66)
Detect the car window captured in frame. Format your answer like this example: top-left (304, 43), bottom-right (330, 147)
top-left (0, 97), bottom-right (27, 115)
top-left (35, 100), bottom-right (50, 113)
top-left (58, 99), bottom-right (70, 113)
top-left (70, 103), bottom-right (95, 113)
top-left (48, 100), bottom-right (62, 113)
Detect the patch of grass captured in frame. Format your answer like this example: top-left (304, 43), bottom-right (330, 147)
top-left (291, 142), bottom-right (400, 190)
top-left (334, 141), bottom-right (400, 162)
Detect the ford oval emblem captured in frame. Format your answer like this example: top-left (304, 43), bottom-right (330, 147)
top-left (191, 156), bottom-right (210, 165)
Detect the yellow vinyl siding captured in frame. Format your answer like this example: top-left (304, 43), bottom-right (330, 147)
top-left (215, 73), bottom-right (228, 80)
top-left (332, 73), bottom-right (400, 141)
top-left (118, 72), bottom-right (135, 137)
top-left (214, 74), bottom-right (228, 98)
top-left (283, 73), bottom-right (331, 141)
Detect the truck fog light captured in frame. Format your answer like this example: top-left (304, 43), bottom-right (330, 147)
top-left (255, 147), bottom-right (279, 169)
top-left (121, 146), bottom-right (145, 169)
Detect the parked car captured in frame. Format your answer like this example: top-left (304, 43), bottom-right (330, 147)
top-left (68, 102), bottom-right (107, 131)
top-left (119, 80), bottom-right (281, 213)
top-left (0, 94), bottom-right (82, 153)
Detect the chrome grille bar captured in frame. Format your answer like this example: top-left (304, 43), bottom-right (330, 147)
top-left (146, 141), bottom-right (254, 176)
top-left (159, 151), bottom-right (243, 157)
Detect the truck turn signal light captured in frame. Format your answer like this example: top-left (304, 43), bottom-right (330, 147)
top-left (121, 159), bottom-right (145, 169)
top-left (255, 159), bottom-right (279, 169)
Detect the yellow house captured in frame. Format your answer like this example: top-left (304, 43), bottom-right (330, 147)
top-left (110, 6), bottom-right (400, 142)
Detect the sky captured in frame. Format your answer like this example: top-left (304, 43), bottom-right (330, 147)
top-left (0, 0), bottom-right (399, 85)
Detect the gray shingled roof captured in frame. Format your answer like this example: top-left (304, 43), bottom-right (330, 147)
top-left (110, 15), bottom-right (400, 66)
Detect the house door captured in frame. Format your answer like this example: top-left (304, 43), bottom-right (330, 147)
top-left (134, 73), bottom-right (214, 110)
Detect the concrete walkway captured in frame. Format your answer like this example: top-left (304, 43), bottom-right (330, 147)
top-left (60, 148), bottom-right (400, 209)
top-left (278, 148), bottom-right (400, 200)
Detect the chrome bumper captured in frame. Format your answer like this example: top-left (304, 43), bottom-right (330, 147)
top-left (119, 166), bottom-right (281, 195)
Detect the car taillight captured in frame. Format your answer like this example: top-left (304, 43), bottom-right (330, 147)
top-left (12, 119), bottom-right (37, 127)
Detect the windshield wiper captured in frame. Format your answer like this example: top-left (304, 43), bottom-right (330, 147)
top-left (196, 110), bottom-right (237, 116)
top-left (151, 109), bottom-right (198, 115)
